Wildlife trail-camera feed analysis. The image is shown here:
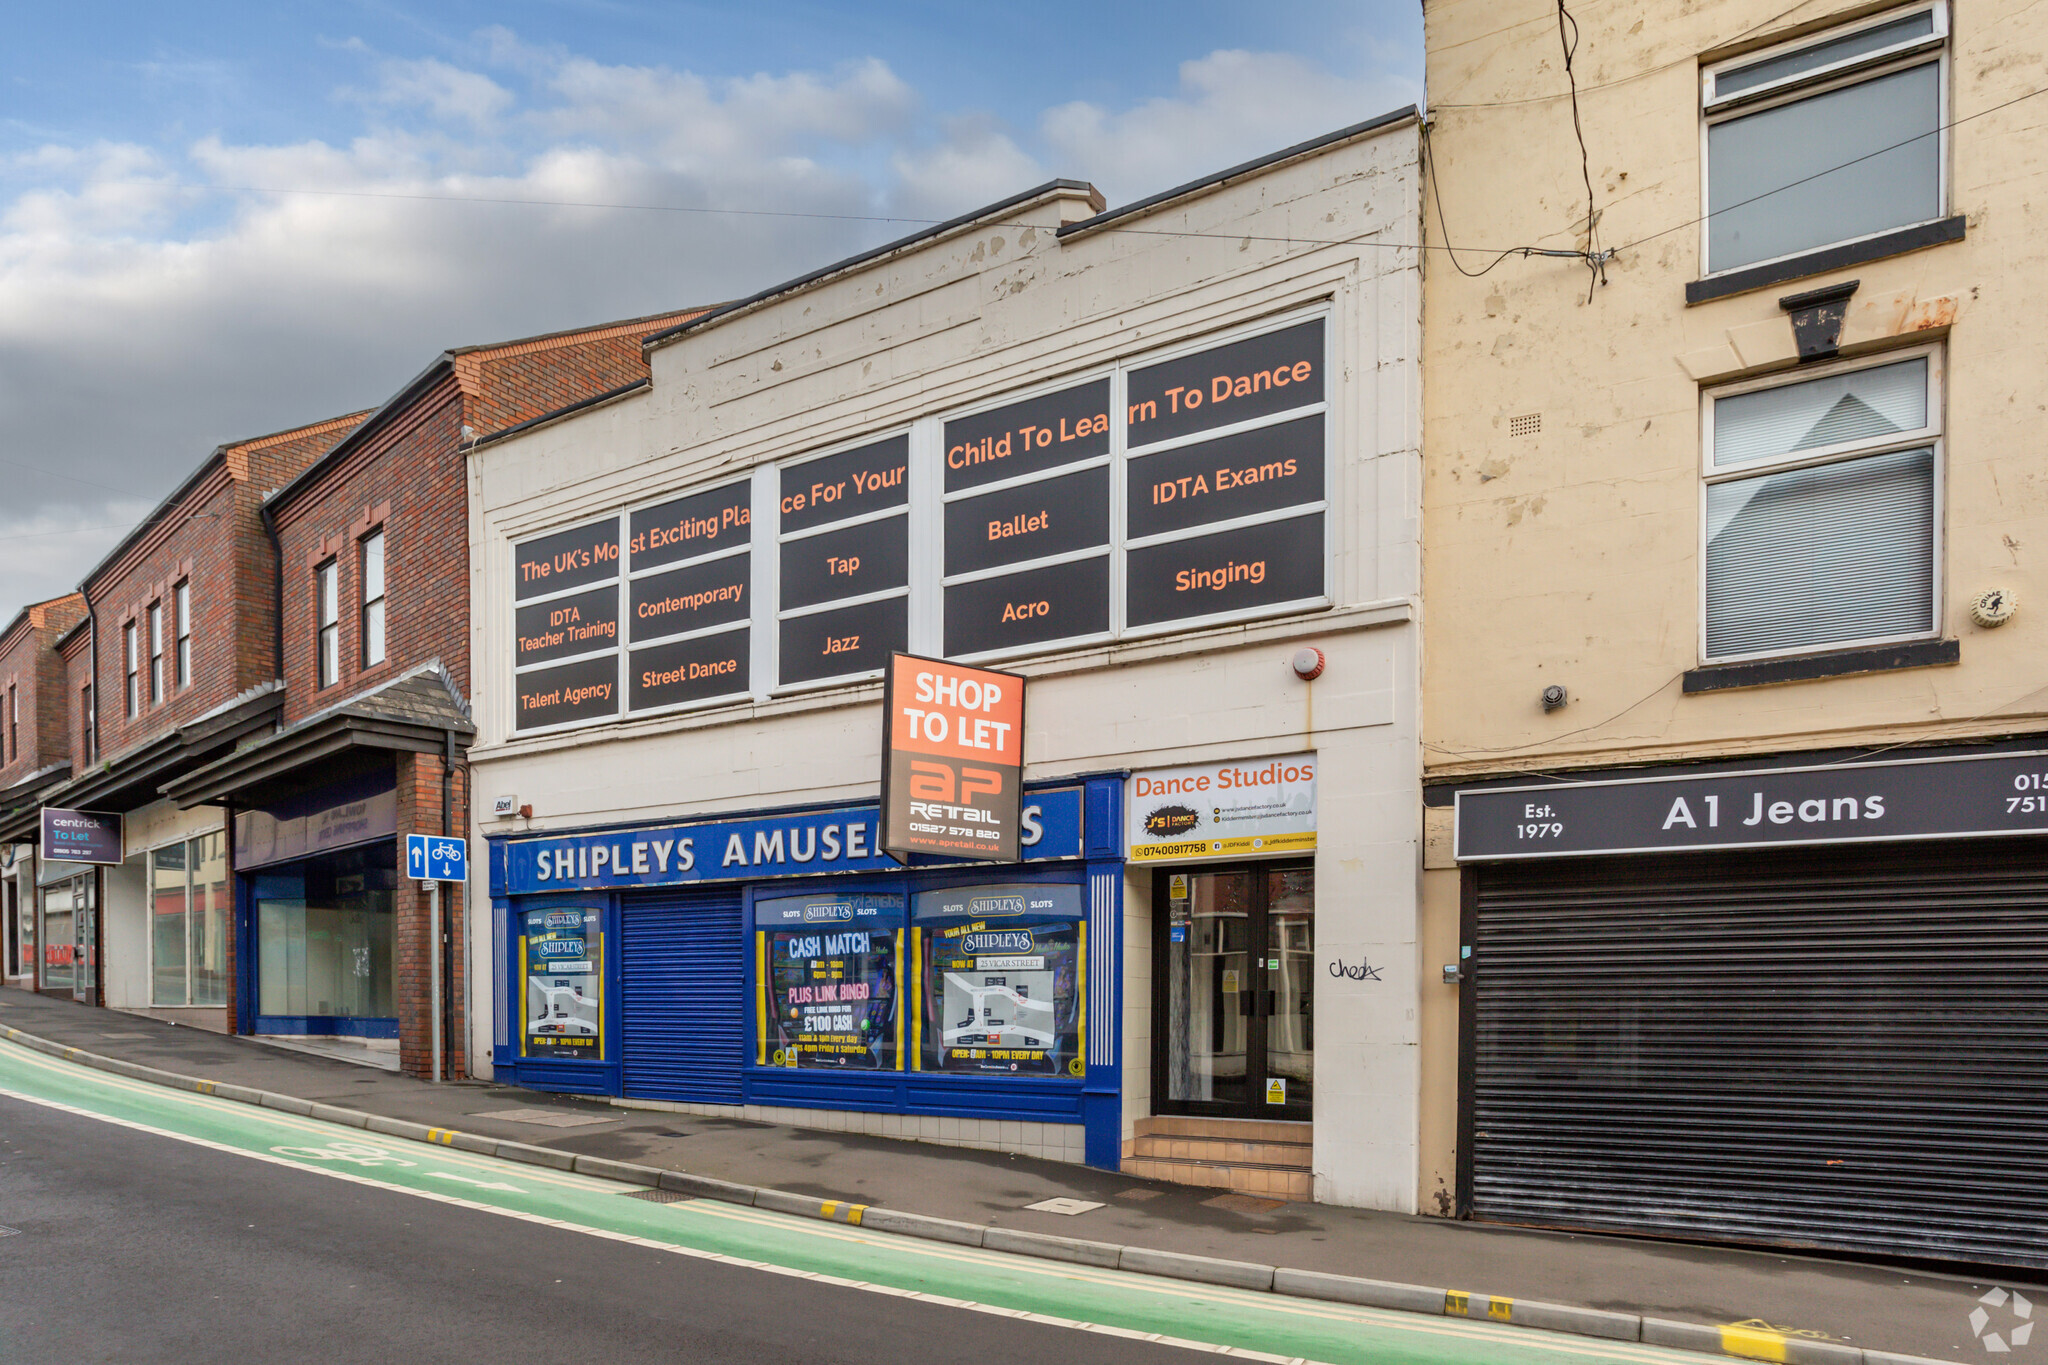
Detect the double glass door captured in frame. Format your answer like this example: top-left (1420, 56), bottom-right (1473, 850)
top-left (39, 873), bottom-right (96, 1002)
top-left (1155, 863), bottom-right (1313, 1119)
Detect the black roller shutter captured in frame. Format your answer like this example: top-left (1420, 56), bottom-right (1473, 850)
top-left (620, 888), bottom-right (745, 1105)
top-left (1468, 840), bottom-right (2048, 1268)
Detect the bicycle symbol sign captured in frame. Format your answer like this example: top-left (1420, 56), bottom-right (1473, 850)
top-left (270, 1141), bottom-right (417, 1168)
top-left (406, 834), bottom-right (467, 882)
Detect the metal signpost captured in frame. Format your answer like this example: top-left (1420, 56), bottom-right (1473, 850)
top-left (407, 834), bottom-right (468, 1082)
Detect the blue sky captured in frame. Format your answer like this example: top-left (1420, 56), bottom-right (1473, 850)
top-left (0, 1), bottom-right (1421, 621)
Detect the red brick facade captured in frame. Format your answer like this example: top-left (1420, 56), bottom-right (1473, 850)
top-left (0, 594), bottom-right (85, 791)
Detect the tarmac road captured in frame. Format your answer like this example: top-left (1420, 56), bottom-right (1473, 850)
top-left (0, 1037), bottom-right (1721, 1365)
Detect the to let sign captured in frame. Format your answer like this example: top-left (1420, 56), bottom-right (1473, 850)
top-left (41, 808), bottom-right (123, 865)
top-left (1455, 749), bottom-right (2048, 861)
top-left (881, 653), bottom-right (1025, 862)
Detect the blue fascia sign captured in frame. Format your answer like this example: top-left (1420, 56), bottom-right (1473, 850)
top-left (494, 784), bottom-right (1086, 897)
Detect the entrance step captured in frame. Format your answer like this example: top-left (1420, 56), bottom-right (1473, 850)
top-left (1123, 1116), bottom-right (1312, 1200)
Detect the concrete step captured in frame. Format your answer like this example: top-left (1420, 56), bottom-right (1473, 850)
top-left (1119, 1154), bottom-right (1313, 1201)
top-left (1130, 1133), bottom-right (1311, 1168)
top-left (1133, 1115), bottom-right (1311, 1145)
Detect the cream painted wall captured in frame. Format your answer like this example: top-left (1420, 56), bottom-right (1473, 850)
top-left (102, 799), bottom-right (226, 1016)
top-left (468, 124), bottom-right (1426, 1208)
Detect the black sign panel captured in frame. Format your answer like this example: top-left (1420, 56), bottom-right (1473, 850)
top-left (516, 585), bottom-right (620, 667)
top-left (1126, 320), bottom-right (1324, 447)
top-left (1456, 751), bottom-right (2048, 861)
top-left (515, 654), bottom-right (619, 730)
top-left (1126, 513), bottom-right (1324, 628)
top-left (631, 481), bottom-right (751, 571)
top-left (779, 596), bottom-right (908, 684)
top-left (945, 555), bottom-right (1110, 657)
top-left (630, 555), bottom-right (751, 642)
top-left (515, 518), bottom-right (620, 601)
top-left (1126, 415), bottom-right (1323, 539)
top-left (944, 379), bottom-right (1111, 493)
top-left (945, 465), bottom-right (1109, 576)
top-left (780, 514), bottom-right (909, 611)
top-left (780, 435), bottom-right (908, 534)
top-left (630, 628), bottom-right (750, 711)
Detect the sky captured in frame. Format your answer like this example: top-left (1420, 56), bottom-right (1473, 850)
top-left (0, 2), bottom-right (1422, 625)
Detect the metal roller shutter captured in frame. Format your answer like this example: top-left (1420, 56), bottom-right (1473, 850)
top-left (621, 889), bottom-right (745, 1105)
top-left (1468, 840), bottom-right (2048, 1268)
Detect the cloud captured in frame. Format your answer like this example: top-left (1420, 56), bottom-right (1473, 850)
top-left (369, 57), bottom-right (516, 129)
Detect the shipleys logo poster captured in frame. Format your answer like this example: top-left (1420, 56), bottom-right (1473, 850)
top-left (1127, 755), bottom-right (1316, 862)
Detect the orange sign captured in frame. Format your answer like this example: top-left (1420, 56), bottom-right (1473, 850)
top-left (881, 653), bottom-right (1026, 862)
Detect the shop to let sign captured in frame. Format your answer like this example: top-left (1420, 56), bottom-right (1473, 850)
top-left (1126, 755), bottom-right (1317, 862)
top-left (40, 808), bottom-right (123, 865)
top-left (882, 653), bottom-right (1025, 862)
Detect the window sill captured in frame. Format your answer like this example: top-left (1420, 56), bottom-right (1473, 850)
top-left (1683, 637), bottom-right (1958, 693)
top-left (1686, 217), bottom-right (1965, 305)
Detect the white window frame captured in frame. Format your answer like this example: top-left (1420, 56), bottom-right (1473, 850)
top-left (360, 529), bottom-right (387, 668)
top-left (124, 622), bottom-right (139, 718)
top-left (316, 559), bottom-right (339, 688)
top-left (174, 580), bottom-right (191, 687)
top-left (1698, 2), bottom-right (1949, 280)
top-left (147, 601), bottom-right (164, 705)
top-left (1697, 342), bottom-right (1945, 665)
top-left (508, 306), bottom-right (1335, 737)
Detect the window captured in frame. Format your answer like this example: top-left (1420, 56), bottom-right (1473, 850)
top-left (81, 683), bottom-right (93, 761)
top-left (360, 529), bottom-right (386, 667)
top-left (1702, 4), bottom-right (1947, 275)
top-left (1702, 347), bottom-right (1941, 662)
top-left (124, 622), bottom-right (139, 717)
top-left (174, 581), bottom-right (191, 687)
top-left (150, 833), bottom-right (228, 1008)
top-left (148, 601), bottom-right (164, 705)
top-left (316, 559), bottom-right (339, 687)
top-left (5, 684), bottom-right (14, 763)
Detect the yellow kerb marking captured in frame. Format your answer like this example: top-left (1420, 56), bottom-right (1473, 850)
top-left (1720, 1324), bottom-right (1790, 1362)
top-left (196, 1081), bottom-right (215, 1095)
top-left (1444, 1290), bottom-right (1470, 1316)
top-left (1488, 1296), bottom-right (1513, 1321)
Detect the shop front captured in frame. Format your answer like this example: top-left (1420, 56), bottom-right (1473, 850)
top-left (491, 777), bottom-right (1126, 1167)
top-left (1452, 742), bottom-right (2048, 1270)
top-left (36, 857), bottom-right (97, 1002)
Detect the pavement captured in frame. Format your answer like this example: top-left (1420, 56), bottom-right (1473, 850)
top-left (0, 985), bottom-right (2028, 1363)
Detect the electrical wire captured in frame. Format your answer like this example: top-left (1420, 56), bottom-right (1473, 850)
top-left (1555, 0), bottom-right (1609, 301)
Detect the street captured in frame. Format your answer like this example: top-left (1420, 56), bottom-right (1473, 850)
top-left (0, 1039), bottom-right (1712, 1365)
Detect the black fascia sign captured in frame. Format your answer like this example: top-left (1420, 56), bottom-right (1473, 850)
top-left (515, 654), bottom-right (619, 730)
top-left (630, 555), bottom-right (750, 642)
top-left (779, 596), bottom-right (908, 685)
top-left (780, 436), bottom-right (908, 534)
top-left (1126, 320), bottom-right (1324, 448)
top-left (780, 513), bottom-right (909, 611)
top-left (944, 379), bottom-right (1111, 493)
top-left (1127, 415), bottom-right (1323, 540)
top-left (630, 628), bottom-right (750, 711)
top-left (945, 464), bottom-right (1110, 576)
top-left (631, 481), bottom-right (751, 571)
top-left (1125, 512), bottom-right (1324, 628)
top-left (515, 585), bottom-right (621, 666)
top-left (516, 518), bottom-right (619, 601)
top-left (944, 554), bottom-right (1110, 657)
top-left (1455, 750), bottom-right (2048, 861)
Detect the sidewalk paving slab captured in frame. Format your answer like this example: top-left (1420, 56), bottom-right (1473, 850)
top-left (0, 986), bottom-right (2022, 1363)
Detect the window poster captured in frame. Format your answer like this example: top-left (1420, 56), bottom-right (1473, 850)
top-left (756, 893), bottom-right (901, 1069)
top-left (914, 884), bottom-right (1084, 1077)
top-left (521, 905), bottom-right (603, 1060)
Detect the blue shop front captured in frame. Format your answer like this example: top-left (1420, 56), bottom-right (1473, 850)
top-left (489, 776), bottom-right (1126, 1168)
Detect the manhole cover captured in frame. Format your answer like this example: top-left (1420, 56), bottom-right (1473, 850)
top-left (1202, 1193), bottom-right (1284, 1214)
top-left (1023, 1197), bottom-right (1103, 1216)
top-left (467, 1108), bottom-right (616, 1128)
top-left (622, 1189), bottom-right (690, 1203)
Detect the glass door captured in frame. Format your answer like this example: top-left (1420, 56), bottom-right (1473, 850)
top-left (1154, 862), bottom-right (1313, 1119)
top-left (73, 873), bottom-right (97, 1004)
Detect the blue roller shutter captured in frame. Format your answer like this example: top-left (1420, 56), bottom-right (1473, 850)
top-left (620, 888), bottom-right (745, 1104)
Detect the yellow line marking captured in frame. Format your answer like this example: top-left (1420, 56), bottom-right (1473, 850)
top-left (1491, 1296), bottom-right (1514, 1321)
top-left (1446, 1290), bottom-right (1470, 1316)
top-left (1718, 1325), bottom-right (1789, 1362)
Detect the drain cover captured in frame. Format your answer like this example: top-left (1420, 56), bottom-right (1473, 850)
top-left (467, 1109), bottom-right (616, 1128)
top-left (622, 1189), bottom-right (690, 1203)
top-left (1023, 1197), bottom-right (1103, 1216)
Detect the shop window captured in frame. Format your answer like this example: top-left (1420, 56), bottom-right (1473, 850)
top-left (150, 833), bottom-right (229, 1008)
top-left (913, 883), bottom-right (1085, 1078)
top-left (1702, 4), bottom-right (1947, 275)
top-left (148, 601), bottom-right (164, 705)
top-left (518, 905), bottom-right (603, 1060)
top-left (254, 842), bottom-right (397, 1021)
top-left (123, 621), bottom-right (138, 717)
top-left (754, 893), bottom-right (902, 1069)
top-left (316, 559), bottom-right (339, 688)
top-left (360, 529), bottom-right (386, 667)
top-left (174, 580), bottom-right (191, 687)
top-left (1702, 347), bottom-right (1941, 661)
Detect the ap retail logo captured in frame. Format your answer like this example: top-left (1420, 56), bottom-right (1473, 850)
top-left (1971, 1287), bottom-right (2035, 1353)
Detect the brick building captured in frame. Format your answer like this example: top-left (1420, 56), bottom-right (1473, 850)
top-left (0, 593), bottom-right (87, 988)
top-left (169, 309), bottom-right (705, 1078)
top-left (0, 413), bottom-right (365, 1022)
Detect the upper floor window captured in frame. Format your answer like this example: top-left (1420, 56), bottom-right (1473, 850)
top-left (174, 581), bottom-right (191, 687)
top-left (124, 622), bottom-right (139, 717)
top-left (5, 684), bottom-right (14, 764)
top-left (81, 682), bottom-right (94, 761)
top-left (148, 601), bottom-right (164, 705)
top-left (1702, 4), bottom-right (1947, 275)
top-left (316, 559), bottom-right (339, 688)
top-left (360, 529), bottom-right (386, 668)
top-left (1702, 346), bottom-right (1941, 662)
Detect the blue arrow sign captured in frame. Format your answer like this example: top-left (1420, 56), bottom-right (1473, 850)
top-left (406, 834), bottom-right (467, 882)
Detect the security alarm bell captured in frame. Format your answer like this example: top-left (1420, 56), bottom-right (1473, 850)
top-left (1971, 588), bottom-right (2017, 628)
top-left (1542, 684), bottom-right (1568, 711)
top-left (1292, 646), bottom-right (1326, 681)
top-left (1441, 964), bottom-right (1462, 985)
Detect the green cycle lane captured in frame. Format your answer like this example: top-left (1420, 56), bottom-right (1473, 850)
top-left (0, 1039), bottom-right (1710, 1365)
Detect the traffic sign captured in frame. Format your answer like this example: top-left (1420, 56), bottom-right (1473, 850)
top-left (406, 833), bottom-right (468, 882)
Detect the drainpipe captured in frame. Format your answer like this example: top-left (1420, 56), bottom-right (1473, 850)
top-left (84, 597), bottom-right (98, 764)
